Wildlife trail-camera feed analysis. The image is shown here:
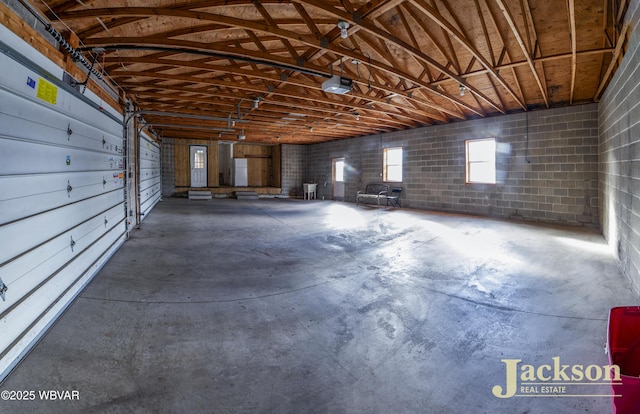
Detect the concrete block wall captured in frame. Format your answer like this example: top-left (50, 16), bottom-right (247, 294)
top-left (307, 104), bottom-right (599, 225)
top-left (161, 137), bottom-right (175, 197)
top-left (281, 144), bottom-right (306, 197)
top-left (599, 1), bottom-right (640, 292)
top-left (306, 136), bottom-right (379, 201)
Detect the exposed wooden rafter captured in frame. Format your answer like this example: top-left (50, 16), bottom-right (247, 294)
top-left (568, 0), bottom-right (577, 104)
top-left (18, 0), bottom-right (625, 143)
top-left (494, 0), bottom-right (549, 108)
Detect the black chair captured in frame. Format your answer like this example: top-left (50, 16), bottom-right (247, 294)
top-left (386, 187), bottom-right (402, 207)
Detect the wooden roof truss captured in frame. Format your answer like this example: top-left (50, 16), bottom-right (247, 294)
top-left (28, 0), bottom-right (629, 144)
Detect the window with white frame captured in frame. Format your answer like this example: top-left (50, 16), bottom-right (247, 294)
top-left (465, 138), bottom-right (496, 184)
top-left (383, 147), bottom-right (403, 182)
top-left (194, 149), bottom-right (205, 169)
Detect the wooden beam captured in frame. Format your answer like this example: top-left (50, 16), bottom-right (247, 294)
top-left (291, 0), bottom-right (490, 115)
top-left (568, 0), bottom-right (577, 104)
top-left (365, 0), bottom-right (407, 20)
top-left (409, 0), bottom-right (523, 112)
top-left (253, 0), bottom-right (299, 59)
top-left (436, 0), bottom-right (468, 75)
top-left (114, 72), bottom-right (436, 125)
top-left (62, 7), bottom-right (473, 118)
top-left (594, 21), bottom-right (630, 100)
top-left (111, 53), bottom-right (450, 123)
top-left (616, 0), bottom-right (629, 26)
top-left (494, 0), bottom-right (549, 108)
top-left (416, 9), bottom-right (457, 73)
top-left (474, 0), bottom-right (495, 66)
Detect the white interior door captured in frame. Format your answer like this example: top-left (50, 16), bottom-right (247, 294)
top-left (332, 157), bottom-right (345, 200)
top-left (190, 146), bottom-right (207, 187)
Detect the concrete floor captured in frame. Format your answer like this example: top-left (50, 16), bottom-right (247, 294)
top-left (0, 198), bottom-right (638, 414)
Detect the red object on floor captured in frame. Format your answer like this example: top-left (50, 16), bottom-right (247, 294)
top-left (608, 306), bottom-right (640, 414)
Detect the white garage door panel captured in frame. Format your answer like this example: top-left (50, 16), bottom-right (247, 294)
top-left (0, 171), bottom-right (124, 225)
top-left (0, 94), bottom-right (123, 153)
top-left (140, 170), bottom-right (160, 186)
top-left (140, 159), bottom-right (160, 170)
top-left (140, 185), bottom-right (161, 216)
top-left (0, 138), bottom-right (124, 175)
top-left (0, 224), bottom-right (125, 371)
top-left (0, 206), bottom-right (125, 308)
top-left (141, 175), bottom-right (161, 190)
top-left (138, 134), bottom-right (161, 221)
top-left (140, 176), bottom-right (160, 200)
top-left (139, 158), bottom-right (160, 171)
top-left (0, 191), bottom-right (124, 266)
top-left (140, 136), bottom-right (160, 155)
top-left (0, 37), bottom-right (127, 382)
top-left (0, 52), bottom-right (122, 137)
top-left (140, 150), bottom-right (160, 162)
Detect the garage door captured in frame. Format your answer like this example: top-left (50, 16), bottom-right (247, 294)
top-left (0, 35), bottom-right (126, 380)
top-left (139, 132), bottom-right (161, 220)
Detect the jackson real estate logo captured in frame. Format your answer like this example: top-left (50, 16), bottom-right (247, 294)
top-left (492, 357), bottom-right (621, 398)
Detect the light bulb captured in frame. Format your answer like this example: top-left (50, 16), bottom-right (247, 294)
top-left (338, 21), bottom-right (349, 39)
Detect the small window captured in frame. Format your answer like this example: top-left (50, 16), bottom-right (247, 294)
top-left (335, 159), bottom-right (345, 182)
top-left (383, 147), bottom-right (403, 182)
top-left (194, 149), bottom-right (205, 169)
top-left (465, 138), bottom-right (496, 184)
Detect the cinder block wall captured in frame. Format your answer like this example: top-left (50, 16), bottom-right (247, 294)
top-left (281, 144), bottom-right (306, 197)
top-left (599, 1), bottom-right (640, 292)
top-left (161, 138), bottom-right (175, 197)
top-left (307, 104), bottom-right (599, 225)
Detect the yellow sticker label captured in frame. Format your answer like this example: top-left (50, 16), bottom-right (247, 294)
top-left (36, 78), bottom-right (58, 105)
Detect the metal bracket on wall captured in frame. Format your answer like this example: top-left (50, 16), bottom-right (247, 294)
top-left (67, 180), bottom-right (73, 197)
top-left (67, 123), bottom-right (73, 140)
top-left (70, 236), bottom-right (76, 252)
top-left (0, 277), bottom-right (7, 302)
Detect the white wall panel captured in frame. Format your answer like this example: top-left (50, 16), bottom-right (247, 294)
top-left (0, 32), bottom-right (127, 381)
top-left (139, 133), bottom-right (161, 220)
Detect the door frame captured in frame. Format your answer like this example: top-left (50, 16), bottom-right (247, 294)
top-left (332, 157), bottom-right (345, 200)
top-left (190, 145), bottom-right (208, 188)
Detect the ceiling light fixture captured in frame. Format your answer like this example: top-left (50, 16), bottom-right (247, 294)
top-left (459, 84), bottom-right (466, 96)
top-left (338, 20), bottom-right (350, 39)
top-left (252, 98), bottom-right (260, 109)
top-left (354, 112), bottom-right (360, 121)
top-left (237, 129), bottom-right (245, 140)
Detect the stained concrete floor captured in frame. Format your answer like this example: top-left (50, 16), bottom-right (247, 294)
top-left (0, 198), bottom-right (638, 414)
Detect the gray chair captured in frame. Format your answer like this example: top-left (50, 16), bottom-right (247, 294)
top-left (386, 187), bottom-right (402, 207)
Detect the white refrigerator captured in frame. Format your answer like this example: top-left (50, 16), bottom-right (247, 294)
top-left (232, 158), bottom-right (248, 187)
